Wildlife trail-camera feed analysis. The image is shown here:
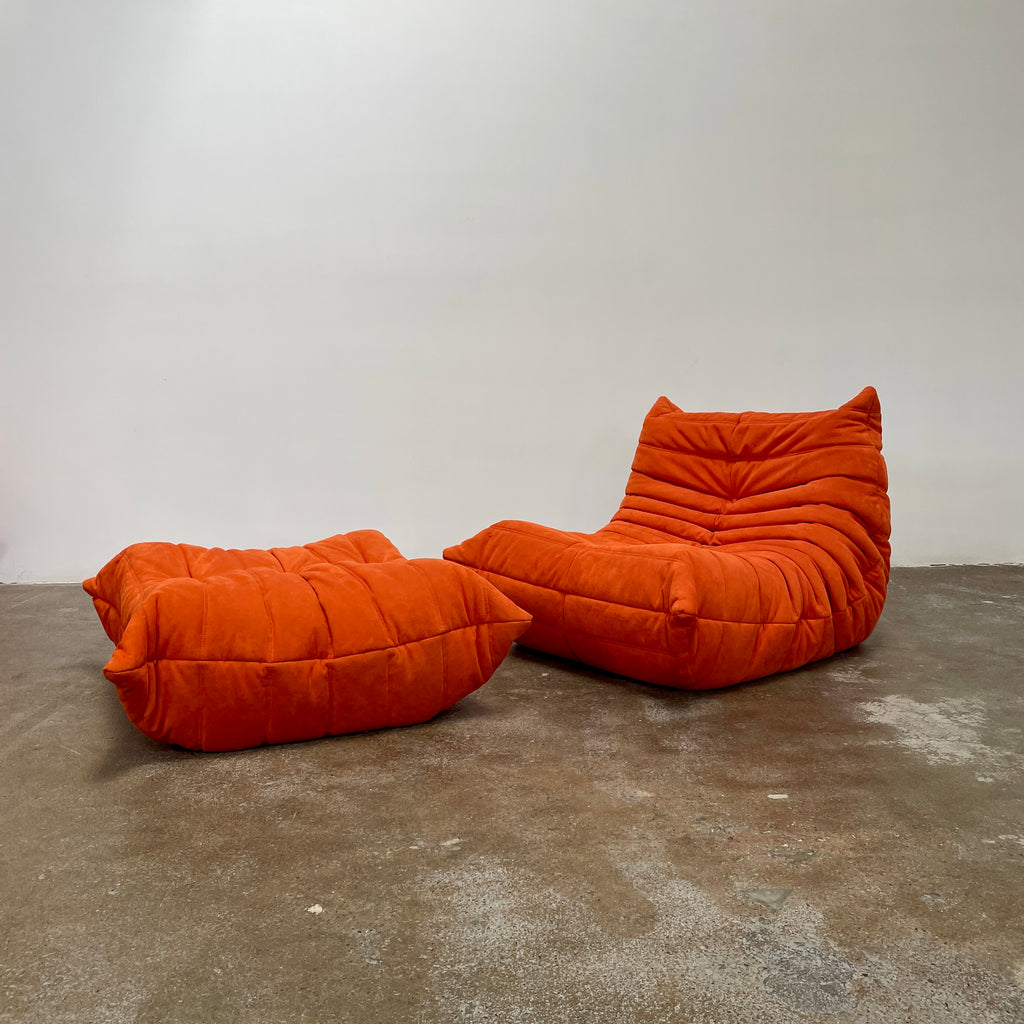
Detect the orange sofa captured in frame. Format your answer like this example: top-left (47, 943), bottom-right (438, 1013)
top-left (84, 531), bottom-right (531, 751)
top-left (444, 388), bottom-right (890, 690)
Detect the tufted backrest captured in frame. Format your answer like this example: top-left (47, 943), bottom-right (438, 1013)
top-left (606, 387), bottom-right (891, 572)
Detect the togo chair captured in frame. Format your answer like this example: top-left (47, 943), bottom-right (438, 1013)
top-left (85, 531), bottom-right (531, 751)
top-left (444, 388), bottom-right (890, 690)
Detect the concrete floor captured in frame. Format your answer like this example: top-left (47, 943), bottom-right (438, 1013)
top-left (2, 567), bottom-right (1023, 1024)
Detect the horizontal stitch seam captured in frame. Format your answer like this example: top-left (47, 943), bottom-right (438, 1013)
top-left (112, 619), bottom-right (528, 669)
top-left (614, 508), bottom-right (881, 551)
top-left (620, 496), bottom-right (873, 516)
top-left (616, 502), bottom-right (722, 521)
top-left (628, 466), bottom-right (883, 495)
top-left (485, 529), bottom-right (703, 563)
top-left (571, 605), bottom-right (864, 627)
top-left (635, 440), bottom-right (880, 463)
top-left (474, 568), bottom-right (873, 622)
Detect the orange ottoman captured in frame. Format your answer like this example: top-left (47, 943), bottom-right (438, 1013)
top-left (84, 531), bottom-right (531, 751)
top-left (445, 389), bottom-right (890, 690)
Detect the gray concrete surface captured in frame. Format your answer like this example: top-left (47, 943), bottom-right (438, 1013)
top-left (2, 567), bottom-right (1023, 1024)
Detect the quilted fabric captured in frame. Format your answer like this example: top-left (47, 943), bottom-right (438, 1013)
top-left (84, 531), bottom-right (532, 751)
top-left (444, 388), bottom-right (891, 690)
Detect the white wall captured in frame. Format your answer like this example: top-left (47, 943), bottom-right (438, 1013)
top-left (2, 0), bottom-right (1022, 582)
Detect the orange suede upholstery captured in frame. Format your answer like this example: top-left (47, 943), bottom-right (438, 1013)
top-left (444, 388), bottom-right (890, 690)
top-left (84, 531), bottom-right (531, 751)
